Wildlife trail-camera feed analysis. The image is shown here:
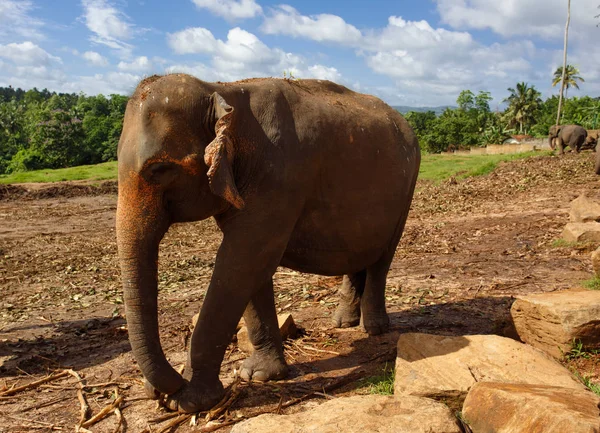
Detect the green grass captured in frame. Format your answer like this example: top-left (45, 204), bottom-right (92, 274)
top-left (359, 364), bottom-right (395, 395)
top-left (563, 339), bottom-right (599, 361)
top-left (583, 276), bottom-right (600, 291)
top-left (0, 161), bottom-right (117, 184)
top-left (418, 151), bottom-right (549, 182)
top-left (0, 151), bottom-right (549, 185)
top-left (573, 371), bottom-right (600, 397)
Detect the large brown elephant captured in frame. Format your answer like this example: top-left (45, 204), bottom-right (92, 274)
top-left (548, 124), bottom-right (587, 154)
top-left (116, 74), bottom-right (421, 412)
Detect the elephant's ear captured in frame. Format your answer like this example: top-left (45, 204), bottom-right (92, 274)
top-left (204, 93), bottom-right (245, 210)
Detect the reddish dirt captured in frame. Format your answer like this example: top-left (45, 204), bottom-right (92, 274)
top-left (1, 151), bottom-right (600, 432)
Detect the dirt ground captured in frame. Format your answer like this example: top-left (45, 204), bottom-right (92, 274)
top-left (1, 152), bottom-right (600, 432)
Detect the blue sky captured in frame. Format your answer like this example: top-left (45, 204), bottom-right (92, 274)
top-left (0, 0), bottom-right (598, 106)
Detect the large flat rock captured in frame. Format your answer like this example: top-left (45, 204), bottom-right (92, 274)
top-left (511, 289), bottom-right (600, 358)
top-left (570, 194), bottom-right (600, 223)
top-left (463, 382), bottom-right (600, 433)
top-left (231, 395), bottom-right (461, 433)
top-left (394, 333), bottom-right (584, 405)
top-left (561, 222), bottom-right (600, 243)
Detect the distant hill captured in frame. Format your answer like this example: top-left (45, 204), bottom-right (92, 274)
top-left (393, 105), bottom-right (454, 116)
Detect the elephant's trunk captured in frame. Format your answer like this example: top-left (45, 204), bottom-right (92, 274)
top-left (116, 180), bottom-right (185, 395)
top-left (595, 151), bottom-right (600, 175)
top-left (549, 135), bottom-right (555, 149)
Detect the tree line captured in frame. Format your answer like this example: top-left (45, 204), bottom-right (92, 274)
top-left (406, 66), bottom-right (598, 153)
top-left (0, 87), bottom-right (127, 174)
top-left (0, 67), bottom-right (598, 174)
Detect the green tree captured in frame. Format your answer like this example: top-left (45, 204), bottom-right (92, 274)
top-left (457, 90), bottom-right (475, 111)
top-left (0, 100), bottom-right (27, 173)
top-left (552, 65), bottom-right (584, 98)
top-left (503, 82), bottom-right (542, 134)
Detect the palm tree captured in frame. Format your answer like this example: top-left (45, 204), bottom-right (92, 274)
top-left (503, 82), bottom-right (542, 134)
top-left (556, 0), bottom-right (571, 125)
top-left (552, 65), bottom-right (584, 98)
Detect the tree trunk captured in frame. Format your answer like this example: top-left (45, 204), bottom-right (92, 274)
top-left (556, 0), bottom-right (571, 126)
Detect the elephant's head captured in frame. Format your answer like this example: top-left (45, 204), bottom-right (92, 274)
top-left (116, 74), bottom-right (244, 396)
top-left (548, 125), bottom-right (561, 149)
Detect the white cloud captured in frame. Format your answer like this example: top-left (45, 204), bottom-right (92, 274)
top-left (167, 27), bottom-right (218, 54)
top-left (0, 0), bottom-right (44, 42)
top-left (81, 0), bottom-right (135, 57)
top-left (118, 56), bottom-right (152, 72)
top-left (0, 42), bottom-right (62, 66)
top-left (82, 51), bottom-right (109, 67)
top-left (307, 65), bottom-right (342, 81)
top-left (167, 26), bottom-right (342, 83)
top-left (192, 0), bottom-right (262, 20)
top-left (262, 5), bottom-right (362, 44)
top-left (435, 0), bottom-right (599, 40)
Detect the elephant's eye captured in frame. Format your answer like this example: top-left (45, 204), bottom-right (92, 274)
top-left (145, 162), bottom-right (179, 184)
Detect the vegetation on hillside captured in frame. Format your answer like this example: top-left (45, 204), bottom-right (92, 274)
top-left (0, 87), bottom-right (127, 175)
top-left (0, 69), bottom-right (598, 175)
top-left (405, 73), bottom-right (599, 153)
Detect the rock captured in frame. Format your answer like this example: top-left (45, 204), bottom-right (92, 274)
top-left (569, 194), bottom-right (600, 223)
top-left (394, 333), bottom-right (584, 409)
top-left (462, 382), bottom-right (600, 433)
top-left (231, 395), bottom-right (461, 433)
top-left (561, 222), bottom-right (600, 243)
top-left (237, 314), bottom-right (298, 354)
top-left (511, 289), bottom-right (600, 358)
top-left (592, 247), bottom-right (600, 277)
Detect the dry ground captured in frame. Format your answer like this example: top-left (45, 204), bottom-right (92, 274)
top-left (1, 152), bottom-right (599, 432)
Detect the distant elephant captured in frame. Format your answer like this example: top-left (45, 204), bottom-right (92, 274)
top-left (548, 124), bottom-right (587, 154)
top-left (586, 129), bottom-right (600, 150)
top-left (116, 74), bottom-right (421, 412)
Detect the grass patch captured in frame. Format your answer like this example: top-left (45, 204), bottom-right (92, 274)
top-left (359, 364), bottom-right (395, 395)
top-left (0, 150), bottom-right (549, 185)
top-left (0, 161), bottom-right (117, 184)
top-left (419, 151), bottom-right (549, 183)
top-left (582, 276), bottom-right (600, 291)
top-left (563, 339), bottom-right (599, 361)
top-left (573, 371), bottom-right (600, 397)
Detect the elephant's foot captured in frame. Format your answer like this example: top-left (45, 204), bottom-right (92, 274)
top-left (240, 350), bottom-right (288, 382)
top-left (164, 377), bottom-right (225, 413)
top-left (332, 304), bottom-right (361, 328)
top-left (361, 312), bottom-right (390, 336)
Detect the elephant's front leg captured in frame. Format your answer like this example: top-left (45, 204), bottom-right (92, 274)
top-left (165, 232), bottom-right (289, 412)
top-left (240, 278), bottom-right (288, 382)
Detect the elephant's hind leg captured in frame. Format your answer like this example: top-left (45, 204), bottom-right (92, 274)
top-left (240, 278), bottom-right (289, 382)
top-left (360, 256), bottom-right (393, 335)
top-left (332, 271), bottom-right (367, 328)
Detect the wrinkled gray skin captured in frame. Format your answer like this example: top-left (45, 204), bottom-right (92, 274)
top-left (548, 124), bottom-right (587, 155)
top-left (116, 74), bottom-right (421, 413)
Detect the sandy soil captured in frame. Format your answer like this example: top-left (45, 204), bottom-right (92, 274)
top-left (1, 152), bottom-right (599, 432)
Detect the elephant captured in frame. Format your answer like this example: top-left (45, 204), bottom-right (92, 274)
top-left (116, 74), bottom-right (421, 413)
top-left (586, 129), bottom-right (600, 150)
top-left (548, 124), bottom-right (587, 154)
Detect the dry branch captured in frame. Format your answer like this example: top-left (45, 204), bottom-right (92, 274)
top-left (81, 393), bottom-right (123, 428)
top-left (0, 370), bottom-right (69, 396)
top-left (66, 369), bottom-right (90, 427)
top-left (155, 414), bottom-right (191, 433)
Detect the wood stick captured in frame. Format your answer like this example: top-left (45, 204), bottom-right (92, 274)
top-left (66, 369), bottom-right (90, 427)
top-left (111, 407), bottom-right (123, 433)
top-left (0, 371), bottom-right (69, 396)
top-left (199, 419), bottom-right (239, 432)
top-left (81, 395), bottom-right (123, 428)
top-left (147, 412), bottom-right (180, 423)
top-left (155, 414), bottom-right (191, 433)
top-left (18, 396), bottom-right (72, 413)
